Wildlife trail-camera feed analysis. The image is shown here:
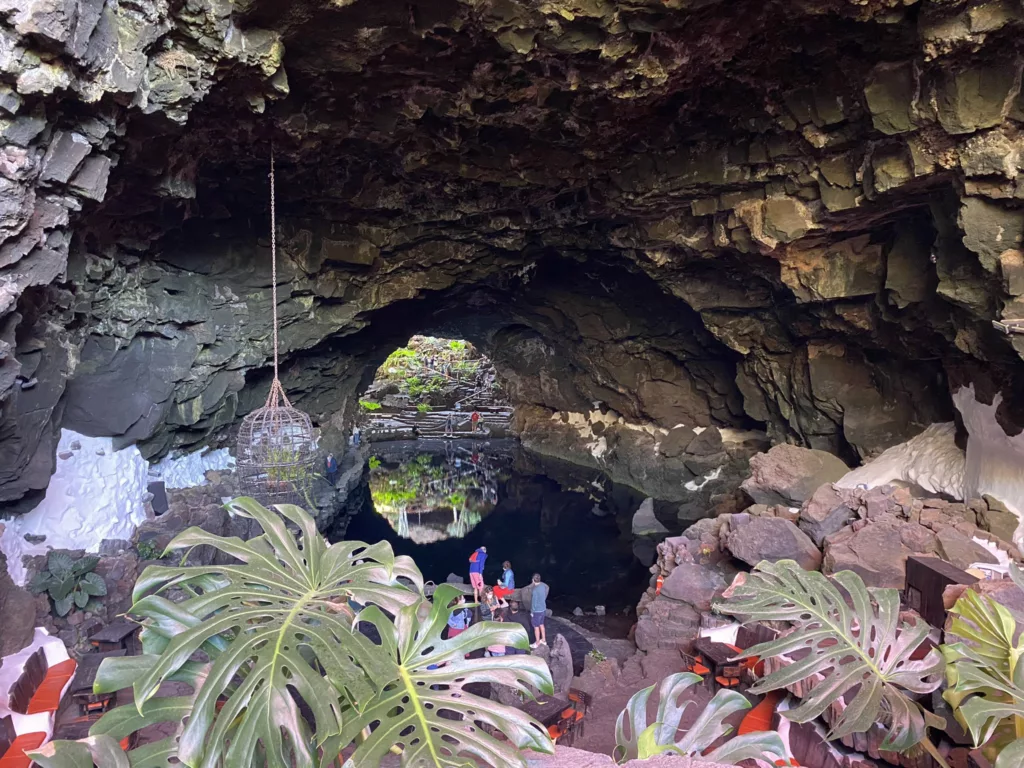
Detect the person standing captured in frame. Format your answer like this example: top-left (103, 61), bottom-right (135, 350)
top-left (468, 545), bottom-right (487, 602)
top-left (325, 453), bottom-right (338, 485)
top-left (444, 412), bottom-right (455, 437)
top-left (352, 427), bottom-right (361, 446)
top-left (470, 411), bottom-right (480, 433)
top-left (529, 573), bottom-right (549, 648)
top-left (447, 595), bottom-right (470, 639)
top-left (494, 561), bottom-right (514, 600)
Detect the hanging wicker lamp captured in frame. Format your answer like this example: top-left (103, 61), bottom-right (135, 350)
top-left (236, 148), bottom-right (317, 507)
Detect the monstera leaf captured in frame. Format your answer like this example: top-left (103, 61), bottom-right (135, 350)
top-left (326, 583), bottom-right (554, 767)
top-left (714, 560), bottom-right (945, 753)
top-left (613, 672), bottom-right (789, 765)
top-left (29, 499), bottom-right (554, 768)
top-left (943, 565), bottom-right (1024, 768)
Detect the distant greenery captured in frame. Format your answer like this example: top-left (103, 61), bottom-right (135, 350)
top-left (373, 336), bottom-right (490, 406)
top-left (416, 403), bottom-right (431, 413)
top-left (368, 456), bottom-right (382, 470)
top-left (588, 649), bottom-right (607, 663)
top-left (448, 340), bottom-right (467, 351)
top-left (360, 399), bottom-right (382, 411)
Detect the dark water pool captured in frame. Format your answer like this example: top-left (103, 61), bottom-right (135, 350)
top-left (341, 439), bottom-right (654, 613)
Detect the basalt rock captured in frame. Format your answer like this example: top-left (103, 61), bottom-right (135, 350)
top-left (742, 445), bottom-right (850, 508)
top-left (722, 514), bottom-right (823, 571)
top-left (2, 0), bottom-right (1024, 508)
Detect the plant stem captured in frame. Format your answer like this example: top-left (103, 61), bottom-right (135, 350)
top-left (920, 736), bottom-right (952, 768)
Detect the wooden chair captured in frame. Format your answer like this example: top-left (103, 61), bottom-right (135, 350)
top-left (0, 715), bottom-right (46, 768)
top-left (8, 648), bottom-right (77, 717)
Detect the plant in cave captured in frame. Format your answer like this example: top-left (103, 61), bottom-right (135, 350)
top-left (359, 398), bottom-right (382, 411)
top-left (135, 538), bottom-right (162, 561)
top-left (613, 672), bottom-right (788, 764)
top-left (28, 551), bottom-right (107, 617)
top-left (416, 402), bottom-right (431, 413)
top-left (714, 560), bottom-right (948, 764)
top-left (30, 498), bottom-right (554, 768)
top-left (368, 455), bottom-right (382, 469)
top-left (942, 564), bottom-right (1024, 768)
top-left (448, 340), bottom-right (466, 352)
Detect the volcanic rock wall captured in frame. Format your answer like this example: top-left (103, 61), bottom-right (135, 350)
top-left (1, 0), bottom-right (1024, 509)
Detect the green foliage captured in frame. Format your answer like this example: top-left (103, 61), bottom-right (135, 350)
top-left (416, 403), bottom-right (431, 413)
top-left (448, 340), bottom-right (467, 351)
top-left (368, 455), bottom-right (382, 470)
top-left (135, 539), bottom-right (162, 561)
top-left (360, 399), bottom-right (382, 411)
top-left (28, 551), bottom-right (107, 617)
top-left (30, 499), bottom-right (554, 768)
top-left (587, 649), bottom-right (606, 663)
top-left (714, 560), bottom-right (945, 752)
top-left (613, 673), bottom-right (788, 765)
top-left (943, 564), bottom-right (1024, 768)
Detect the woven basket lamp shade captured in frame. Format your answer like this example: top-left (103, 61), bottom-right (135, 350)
top-left (235, 149), bottom-right (318, 507)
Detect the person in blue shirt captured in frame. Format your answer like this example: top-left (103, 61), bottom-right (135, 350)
top-left (446, 595), bottom-right (470, 639)
top-left (529, 573), bottom-right (549, 648)
top-left (494, 560), bottom-right (514, 600)
top-left (468, 545), bottom-right (487, 602)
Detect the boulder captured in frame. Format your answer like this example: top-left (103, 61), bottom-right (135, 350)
top-left (548, 633), bottom-right (574, 695)
top-left (722, 515), bottom-right (823, 570)
top-left (741, 444), bottom-right (849, 507)
top-left (936, 527), bottom-right (999, 571)
top-left (660, 426), bottom-right (696, 458)
top-left (980, 495), bottom-right (1019, 544)
top-left (635, 596), bottom-right (702, 653)
top-left (660, 563), bottom-right (730, 612)
top-left (823, 519), bottom-right (939, 588)
top-left (632, 498), bottom-right (669, 536)
top-left (799, 484), bottom-right (857, 546)
top-left (687, 427), bottom-right (723, 456)
top-left (0, 549), bottom-right (36, 656)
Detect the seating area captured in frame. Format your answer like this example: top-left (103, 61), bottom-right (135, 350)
top-left (0, 716), bottom-right (45, 768)
top-left (546, 688), bottom-right (592, 747)
top-left (8, 649), bottom-right (77, 718)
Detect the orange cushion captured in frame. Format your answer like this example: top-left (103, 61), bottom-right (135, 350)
top-left (26, 659), bottom-right (77, 715)
top-left (560, 708), bottom-right (576, 721)
top-left (547, 724), bottom-right (563, 740)
top-left (0, 732), bottom-right (47, 768)
top-left (692, 663), bottom-right (711, 675)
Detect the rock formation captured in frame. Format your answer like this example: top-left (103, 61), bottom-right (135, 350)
top-left (1, 0), bottom-right (1024, 512)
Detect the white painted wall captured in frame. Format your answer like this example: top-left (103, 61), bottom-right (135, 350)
top-left (0, 433), bottom-right (235, 585)
top-left (837, 422), bottom-right (966, 498)
top-left (953, 384), bottom-right (1024, 527)
top-left (0, 430), bottom-right (149, 585)
top-left (0, 628), bottom-right (71, 737)
top-left (150, 446), bottom-right (235, 489)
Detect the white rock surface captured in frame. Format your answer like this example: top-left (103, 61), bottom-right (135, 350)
top-left (954, 385), bottom-right (1024, 539)
top-left (0, 430), bottom-right (149, 585)
top-left (150, 446), bottom-right (235, 489)
top-left (837, 422), bottom-right (966, 498)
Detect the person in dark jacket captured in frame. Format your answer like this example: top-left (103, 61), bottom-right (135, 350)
top-left (505, 600), bottom-right (532, 655)
top-left (325, 453), bottom-right (338, 485)
top-left (468, 545), bottom-right (487, 602)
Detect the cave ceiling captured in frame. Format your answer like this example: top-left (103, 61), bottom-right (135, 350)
top-left (2, 0), bottom-right (1024, 509)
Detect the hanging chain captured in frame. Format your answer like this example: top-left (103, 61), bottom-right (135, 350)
top-left (266, 142), bottom-right (291, 409)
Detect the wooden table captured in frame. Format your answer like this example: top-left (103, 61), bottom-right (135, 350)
top-left (89, 620), bottom-right (138, 653)
top-left (692, 637), bottom-right (743, 682)
top-left (522, 696), bottom-right (571, 727)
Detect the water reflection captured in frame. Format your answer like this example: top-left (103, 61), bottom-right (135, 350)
top-left (368, 443), bottom-right (511, 543)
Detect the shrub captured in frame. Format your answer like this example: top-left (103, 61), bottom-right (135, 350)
top-left (30, 499), bottom-right (555, 768)
top-left (28, 552), bottom-right (107, 617)
top-left (416, 403), bottom-right (431, 413)
top-left (359, 399), bottom-right (382, 411)
top-left (368, 455), bottom-right (382, 470)
top-left (135, 539), bottom-right (162, 561)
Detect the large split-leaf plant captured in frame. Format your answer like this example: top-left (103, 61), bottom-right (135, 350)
top-left (613, 672), bottom-right (789, 765)
top-left (29, 498), bottom-right (554, 768)
top-left (714, 559), bottom-right (948, 766)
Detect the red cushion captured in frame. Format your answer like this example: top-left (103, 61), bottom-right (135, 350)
top-left (0, 732), bottom-right (47, 768)
top-left (26, 659), bottom-right (77, 715)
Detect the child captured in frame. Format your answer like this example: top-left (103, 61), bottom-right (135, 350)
top-left (447, 595), bottom-right (470, 639)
